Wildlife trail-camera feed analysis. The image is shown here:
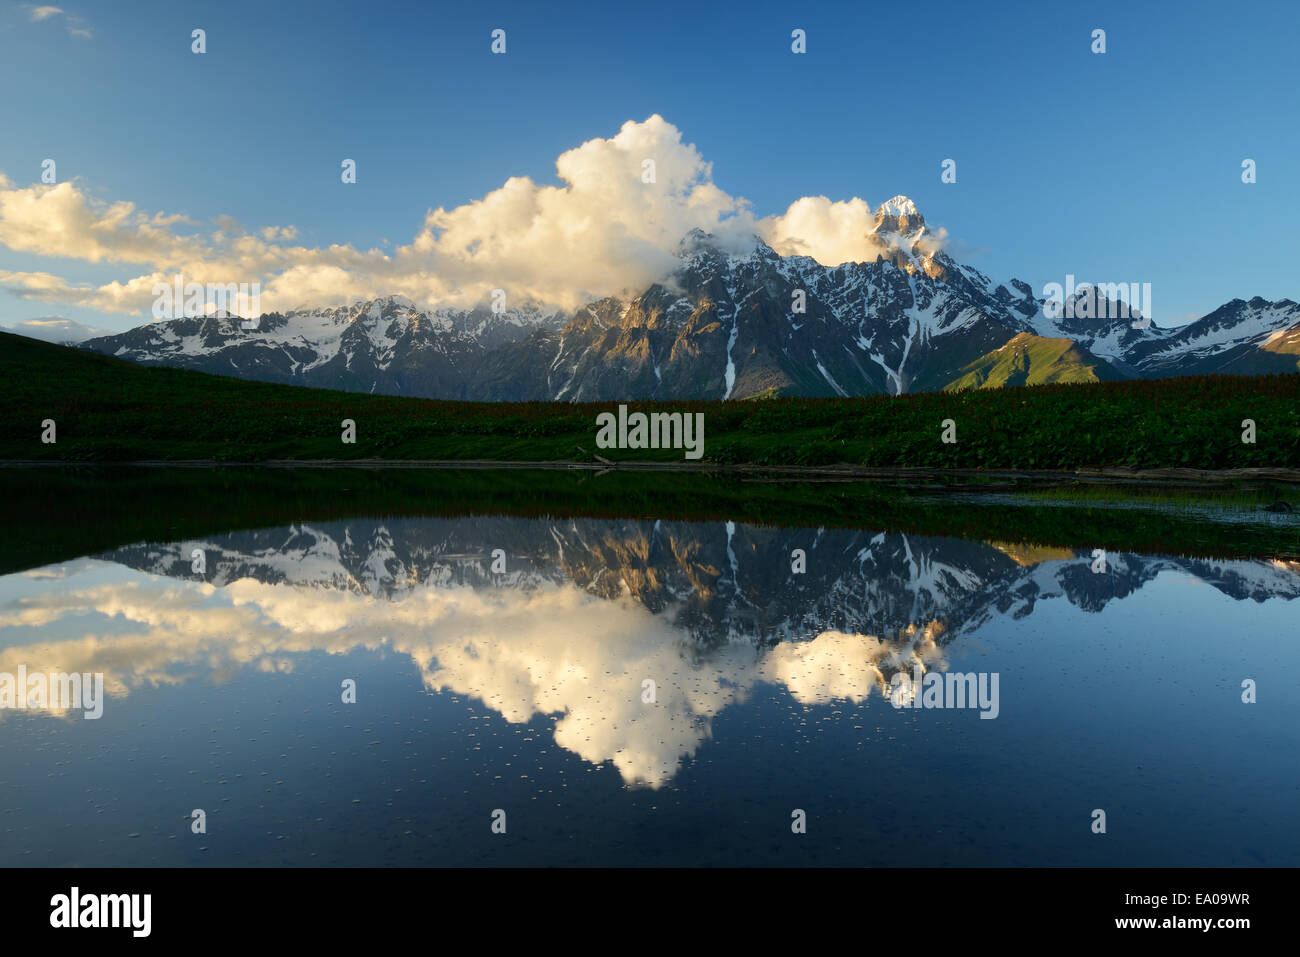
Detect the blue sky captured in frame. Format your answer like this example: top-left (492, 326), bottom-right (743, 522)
top-left (1, 0), bottom-right (1297, 334)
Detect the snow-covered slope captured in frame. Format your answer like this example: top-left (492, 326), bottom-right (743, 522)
top-left (1125, 297), bottom-right (1300, 377)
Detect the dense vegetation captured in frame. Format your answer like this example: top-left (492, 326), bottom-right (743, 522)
top-left (2, 330), bottom-right (1299, 470)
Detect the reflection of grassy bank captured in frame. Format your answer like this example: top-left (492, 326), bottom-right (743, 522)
top-left (4, 331), bottom-right (1300, 470)
top-left (1010, 483), bottom-right (1298, 508)
top-left (2, 466), bottom-right (1297, 575)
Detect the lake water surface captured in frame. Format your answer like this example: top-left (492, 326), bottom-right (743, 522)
top-left (2, 473), bottom-right (1298, 866)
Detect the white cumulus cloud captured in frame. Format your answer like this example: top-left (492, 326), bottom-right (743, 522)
top-left (0, 117), bottom-right (942, 319)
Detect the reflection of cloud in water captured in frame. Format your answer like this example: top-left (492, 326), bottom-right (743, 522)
top-left (0, 562), bottom-right (944, 787)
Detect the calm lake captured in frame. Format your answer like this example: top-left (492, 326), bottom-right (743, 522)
top-left (1, 468), bottom-right (1298, 866)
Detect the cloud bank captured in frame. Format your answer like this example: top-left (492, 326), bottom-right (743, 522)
top-left (0, 116), bottom-right (941, 318)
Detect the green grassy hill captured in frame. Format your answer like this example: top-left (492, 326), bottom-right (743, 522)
top-left (2, 330), bottom-right (1298, 470)
top-left (945, 332), bottom-right (1124, 390)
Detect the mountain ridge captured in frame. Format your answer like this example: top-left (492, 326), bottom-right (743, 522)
top-left (78, 197), bottom-right (1300, 400)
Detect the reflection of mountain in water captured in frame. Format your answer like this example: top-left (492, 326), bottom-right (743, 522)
top-left (104, 517), bottom-right (1300, 647)
top-left (1, 517), bottom-right (1294, 788)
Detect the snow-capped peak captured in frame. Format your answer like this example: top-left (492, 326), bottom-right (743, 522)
top-left (877, 195), bottom-right (921, 221)
top-left (873, 195), bottom-right (928, 242)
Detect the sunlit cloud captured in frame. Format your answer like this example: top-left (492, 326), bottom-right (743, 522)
top-left (0, 116), bottom-right (942, 318)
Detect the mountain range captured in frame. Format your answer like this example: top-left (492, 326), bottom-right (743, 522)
top-left (79, 197), bottom-right (1300, 400)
